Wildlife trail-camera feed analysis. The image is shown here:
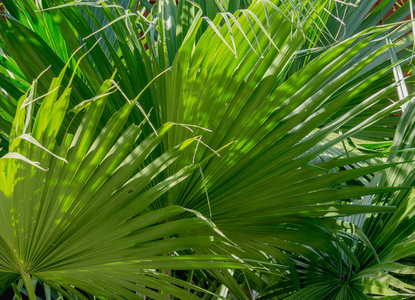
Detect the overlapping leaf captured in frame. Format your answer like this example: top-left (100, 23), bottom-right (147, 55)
top-left (1, 0), bottom-right (415, 299)
top-left (0, 59), bottom-right (241, 299)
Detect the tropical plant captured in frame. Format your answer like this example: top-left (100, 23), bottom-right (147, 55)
top-left (0, 0), bottom-right (415, 299)
top-left (0, 57), bottom-right (245, 299)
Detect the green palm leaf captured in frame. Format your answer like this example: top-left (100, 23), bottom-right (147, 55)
top-left (157, 1), bottom-right (415, 297)
top-left (0, 59), bottom-right (241, 299)
top-left (1, 0), bottom-right (415, 299)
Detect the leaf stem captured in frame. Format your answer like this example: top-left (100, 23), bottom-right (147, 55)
top-left (20, 273), bottom-right (36, 300)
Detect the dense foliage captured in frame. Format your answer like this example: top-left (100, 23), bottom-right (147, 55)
top-left (0, 0), bottom-right (415, 299)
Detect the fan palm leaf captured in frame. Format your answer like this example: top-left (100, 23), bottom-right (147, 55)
top-left (0, 57), bottom-right (243, 299)
top-left (1, 0), bottom-right (415, 299)
top-left (155, 1), bottom-right (415, 297)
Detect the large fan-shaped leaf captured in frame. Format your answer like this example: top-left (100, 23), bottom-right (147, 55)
top-left (0, 62), bottom-right (241, 299)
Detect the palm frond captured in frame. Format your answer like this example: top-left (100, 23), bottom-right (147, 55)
top-left (0, 58), bottom-right (240, 299)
